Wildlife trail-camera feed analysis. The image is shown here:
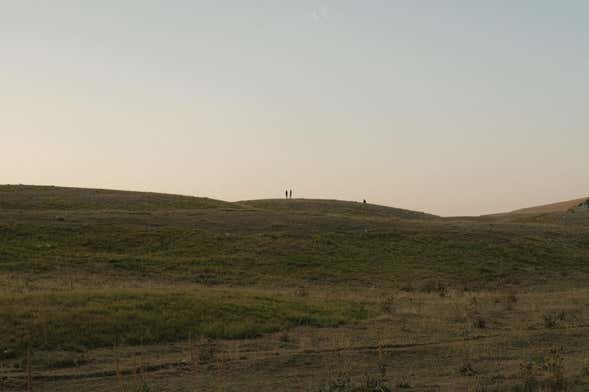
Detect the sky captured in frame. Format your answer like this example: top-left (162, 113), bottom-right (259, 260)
top-left (2, 1), bottom-right (588, 216)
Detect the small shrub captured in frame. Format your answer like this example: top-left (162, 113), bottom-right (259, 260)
top-left (517, 361), bottom-right (539, 392)
top-left (472, 315), bottom-right (486, 329)
top-left (468, 296), bottom-right (479, 309)
top-left (134, 380), bottom-right (159, 392)
top-left (420, 279), bottom-right (447, 296)
top-left (198, 338), bottom-right (216, 364)
top-left (503, 291), bottom-right (518, 311)
top-left (0, 349), bottom-right (16, 360)
top-left (380, 295), bottom-right (395, 315)
top-left (362, 375), bottom-right (392, 392)
top-left (514, 348), bottom-right (569, 392)
top-left (294, 287), bottom-right (309, 297)
top-left (279, 331), bottom-right (289, 343)
top-left (543, 314), bottom-right (559, 329)
top-left (438, 285), bottom-right (448, 297)
top-left (318, 372), bottom-right (353, 392)
top-left (318, 370), bottom-right (393, 392)
top-left (459, 363), bottom-right (478, 376)
top-left (43, 355), bottom-right (89, 369)
top-left (541, 348), bottom-right (566, 390)
top-left (400, 315), bottom-right (410, 332)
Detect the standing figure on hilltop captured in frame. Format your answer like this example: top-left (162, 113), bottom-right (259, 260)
top-left (289, 189), bottom-right (292, 199)
top-left (285, 190), bottom-right (288, 199)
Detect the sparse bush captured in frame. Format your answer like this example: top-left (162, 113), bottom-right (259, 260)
top-left (503, 291), bottom-right (518, 311)
top-left (459, 362), bottom-right (478, 376)
top-left (400, 315), bottom-right (410, 332)
top-left (514, 348), bottom-right (569, 392)
top-left (543, 312), bottom-right (565, 329)
top-left (544, 314), bottom-right (558, 329)
top-left (420, 279), bottom-right (447, 296)
top-left (42, 355), bottom-right (89, 369)
top-left (318, 372), bottom-right (353, 392)
top-left (134, 380), bottom-right (159, 392)
top-left (294, 287), bottom-right (309, 297)
top-left (0, 349), bottom-right (16, 360)
top-left (318, 370), bottom-right (392, 392)
top-left (467, 296), bottom-right (480, 317)
top-left (517, 361), bottom-right (539, 392)
top-left (279, 331), bottom-right (289, 343)
top-left (380, 295), bottom-right (395, 315)
top-left (466, 296), bottom-right (487, 329)
top-left (198, 338), bottom-right (216, 364)
top-left (361, 375), bottom-right (392, 392)
top-left (542, 348), bottom-right (566, 390)
top-left (472, 315), bottom-right (487, 329)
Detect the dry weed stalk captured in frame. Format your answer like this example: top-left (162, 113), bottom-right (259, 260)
top-left (26, 345), bottom-right (32, 392)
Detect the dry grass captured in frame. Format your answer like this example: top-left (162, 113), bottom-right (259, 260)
top-left (2, 282), bottom-right (589, 391)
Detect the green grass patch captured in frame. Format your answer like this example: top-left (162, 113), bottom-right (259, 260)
top-left (0, 288), bottom-right (366, 354)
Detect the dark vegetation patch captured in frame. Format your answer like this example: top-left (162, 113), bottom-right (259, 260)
top-left (0, 288), bottom-right (365, 354)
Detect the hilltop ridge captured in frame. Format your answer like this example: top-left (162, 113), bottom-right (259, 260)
top-left (0, 184), bottom-right (235, 211)
top-left (239, 198), bottom-right (437, 220)
top-left (509, 196), bottom-right (589, 215)
top-left (0, 185), bottom-right (434, 219)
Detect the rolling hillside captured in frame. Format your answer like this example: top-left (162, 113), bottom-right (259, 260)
top-left (239, 198), bottom-right (437, 220)
top-left (2, 185), bottom-right (589, 391)
top-left (2, 184), bottom-right (588, 289)
top-left (0, 184), bottom-right (233, 211)
top-left (509, 196), bottom-right (589, 214)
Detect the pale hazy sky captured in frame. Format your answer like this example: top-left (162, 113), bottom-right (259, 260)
top-left (2, 1), bottom-right (588, 216)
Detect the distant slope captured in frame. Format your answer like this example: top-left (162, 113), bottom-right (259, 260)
top-left (1, 184), bottom-right (589, 292)
top-left (0, 185), bottom-right (234, 210)
top-left (509, 196), bottom-right (589, 215)
top-left (238, 198), bottom-right (437, 220)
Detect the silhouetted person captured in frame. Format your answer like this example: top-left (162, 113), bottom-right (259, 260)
top-left (289, 189), bottom-right (292, 199)
top-left (285, 190), bottom-right (288, 199)
top-left (363, 199), bottom-right (366, 204)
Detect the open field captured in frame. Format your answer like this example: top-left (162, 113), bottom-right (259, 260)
top-left (1, 185), bottom-right (589, 391)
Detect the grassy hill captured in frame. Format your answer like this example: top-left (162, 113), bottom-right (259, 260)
top-left (0, 185), bottom-right (233, 211)
top-left (2, 185), bottom-right (589, 391)
top-left (239, 198), bottom-right (437, 220)
top-left (3, 185), bottom-right (587, 289)
top-left (509, 196), bottom-right (589, 215)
